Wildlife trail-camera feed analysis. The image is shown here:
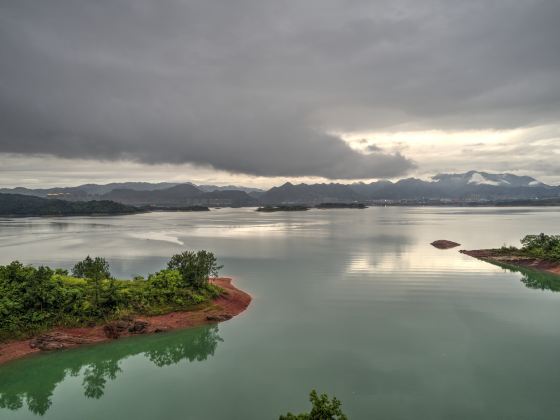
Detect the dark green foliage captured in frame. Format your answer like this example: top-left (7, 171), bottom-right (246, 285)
top-left (167, 250), bottom-right (222, 288)
top-left (279, 390), bottom-right (348, 420)
top-left (72, 256), bottom-right (112, 315)
top-left (0, 251), bottom-right (223, 341)
top-left (72, 256), bottom-right (111, 280)
top-left (520, 233), bottom-right (560, 261)
top-left (495, 234), bottom-right (560, 262)
top-left (0, 193), bottom-right (140, 216)
top-left (0, 262), bottom-right (85, 340)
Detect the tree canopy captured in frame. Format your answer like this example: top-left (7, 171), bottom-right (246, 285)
top-left (72, 256), bottom-right (111, 281)
top-left (279, 390), bottom-right (348, 420)
top-left (167, 250), bottom-right (222, 288)
top-left (520, 234), bottom-right (560, 260)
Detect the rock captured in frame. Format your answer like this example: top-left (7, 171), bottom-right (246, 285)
top-left (128, 320), bottom-right (149, 334)
top-left (103, 319), bottom-right (132, 339)
top-left (104, 318), bottom-right (149, 338)
top-left (103, 324), bottom-right (122, 339)
top-left (431, 240), bottom-right (461, 249)
top-left (206, 313), bottom-right (233, 322)
top-left (29, 333), bottom-right (92, 351)
top-left (114, 320), bottom-right (130, 330)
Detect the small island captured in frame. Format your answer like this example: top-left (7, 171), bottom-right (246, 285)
top-left (0, 251), bottom-right (251, 365)
top-left (141, 205), bottom-right (210, 212)
top-left (461, 233), bottom-right (560, 276)
top-left (256, 205), bottom-right (310, 212)
top-left (315, 202), bottom-right (367, 209)
top-left (0, 193), bottom-right (140, 217)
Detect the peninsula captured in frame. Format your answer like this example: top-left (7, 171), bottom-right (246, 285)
top-left (256, 205), bottom-right (310, 212)
top-left (0, 251), bottom-right (251, 365)
top-left (461, 234), bottom-right (560, 276)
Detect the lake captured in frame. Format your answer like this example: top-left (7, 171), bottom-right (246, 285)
top-left (1, 207), bottom-right (560, 419)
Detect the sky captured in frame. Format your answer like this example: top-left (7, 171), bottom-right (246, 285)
top-left (1, 0), bottom-right (559, 188)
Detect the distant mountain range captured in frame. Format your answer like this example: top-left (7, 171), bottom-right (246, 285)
top-left (1, 171), bottom-right (558, 207)
top-left (197, 185), bottom-right (264, 194)
top-left (259, 182), bottom-right (362, 204)
top-left (0, 182), bottom-right (179, 200)
top-left (349, 171), bottom-right (557, 202)
top-left (0, 182), bottom-right (259, 207)
top-left (92, 184), bottom-right (257, 207)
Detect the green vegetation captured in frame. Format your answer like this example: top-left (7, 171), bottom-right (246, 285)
top-left (0, 251), bottom-right (223, 341)
top-left (520, 234), bottom-right (560, 261)
top-left (168, 250), bottom-right (223, 289)
top-left (279, 390), bottom-right (348, 420)
top-left (0, 193), bottom-right (140, 217)
top-left (499, 233), bottom-right (560, 261)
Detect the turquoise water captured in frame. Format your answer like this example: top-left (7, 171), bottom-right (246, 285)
top-left (1, 207), bottom-right (560, 419)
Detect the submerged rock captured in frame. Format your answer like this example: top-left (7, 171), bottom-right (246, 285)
top-left (103, 323), bottom-right (125, 339)
top-left (431, 240), bottom-right (461, 249)
top-left (128, 320), bottom-right (149, 334)
top-left (206, 313), bottom-right (233, 322)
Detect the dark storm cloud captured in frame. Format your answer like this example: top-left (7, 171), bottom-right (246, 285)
top-left (0, 0), bottom-right (558, 178)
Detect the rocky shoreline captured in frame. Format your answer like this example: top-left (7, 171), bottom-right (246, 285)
top-left (460, 249), bottom-right (560, 276)
top-left (0, 277), bottom-right (251, 365)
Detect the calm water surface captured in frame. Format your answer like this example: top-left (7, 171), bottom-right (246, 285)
top-left (1, 207), bottom-right (560, 419)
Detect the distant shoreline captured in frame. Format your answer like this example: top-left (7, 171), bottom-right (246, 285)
top-left (0, 278), bottom-right (251, 366)
top-left (3, 202), bottom-right (560, 219)
top-left (461, 249), bottom-right (560, 276)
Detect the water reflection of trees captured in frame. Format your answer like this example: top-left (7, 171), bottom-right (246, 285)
top-left (490, 261), bottom-right (560, 292)
top-left (0, 325), bottom-right (222, 416)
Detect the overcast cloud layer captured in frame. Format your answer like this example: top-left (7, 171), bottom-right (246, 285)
top-left (1, 0), bottom-right (559, 181)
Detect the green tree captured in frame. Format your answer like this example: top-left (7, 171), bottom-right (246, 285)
top-left (167, 251), bottom-right (222, 288)
top-left (0, 262), bottom-right (68, 338)
top-left (279, 390), bottom-right (348, 420)
top-left (521, 234), bottom-right (560, 260)
top-left (72, 257), bottom-right (111, 313)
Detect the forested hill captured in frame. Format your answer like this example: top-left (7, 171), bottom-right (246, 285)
top-left (0, 193), bottom-right (140, 216)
